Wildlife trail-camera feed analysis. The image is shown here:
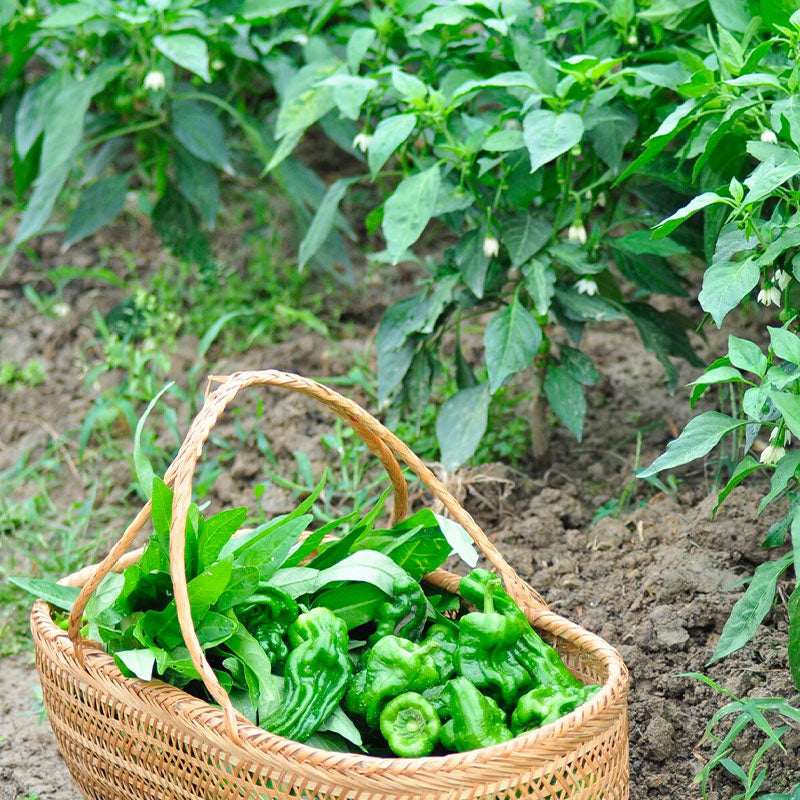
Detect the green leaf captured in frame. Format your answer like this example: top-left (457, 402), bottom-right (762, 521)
top-left (9, 577), bottom-right (80, 611)
top-left (13, 160), bottom-right (70, 246)
top-left (768, 326), bottom-right (800, 367)
top-left (707, 553), bottom-right (793, 664)
top-left (456, 229), bottom-right (490, 298)
top-left (789, 584), bottom-right (800, 691)
top-left (154, 34), bottom-right (210, 82)
top-left (638, 412), bottom-right (747, 477)
top-left (175, 147), bottom-right (219, 228)
top-left (503, 214), bottom-right (552, 267)
top-left (743, 142), bottom-right (800, 204)
top-left (275, 61), bottom-right (340, 140)
top-left (171, 100), bottom-right (230, 170)
top-left (698, 259), bottom-right (760, 327)
top-left (314, 583), bottom-right (385, 628)
top-left (383, 165), bottom-right (440, 263)
top-left (151, 184), bottom-right (211, 264)
top-left (483, 129), bottom-right (525, 153)
top-left (523, 260), bottom-right (555, 316)
top-left (710, 0), bottom-right (751, 30)
top-left (560, 346), bottom-right (600, 385)
top-left (270, 567), bottom-right (320, 598)
top-left (223, 622), bottom-right (280, 720)
top-left (322, 75), bottom-right (377, 120)
top-left (436, 383), bottom-right (491, 471)
top-left (759, 451), bottom-right (800, 512)
top-left (346, 28), bottom-right (375, 73)
top-left (728, 335), bottom-right (767, 377)
top-left (653, 192), bottom-right (727, 238)
top-left (150, 477), bottom-right (173, 552)
top-left (713, 455), bottom-right (763, 517)
top-left (769, 392), bottom-right (800, 441)
top-left (198, 507), bottom-right (248, 571)
top-left (215, 566), bottom-right (259, 612)
top-left (367, 114), bottom-right (417, 178)
top-left (114, 649), bottom-right (156, 681)
top-left (313, 550), bottom-right (409, 595)
top-left (484, 295), bottom-right (541, 393)
top-left (133, 383), bottom-right (174, 498)
top-left (299, 177), bottom-right (357, 270)
top-left (555, 288), bottom-right (626, 322)
top-left (432, 514), bottom-right (479, 568)
top-left (235, 516), bottom-right (312, 581)
top-left (239, 0), bottom-right (306, 20)
top-left (614, 99), bottom-right (699, 185)
top-left (544, 365), bottom-right (586, 441)
top-left (522, 110), bottom-right (584, 174)
top-left (40, 3), bottom-right (98, 28)
top-left (318, 705), bottom-right (363, 746)
top-left (64, 175), bottom-right (128, 248)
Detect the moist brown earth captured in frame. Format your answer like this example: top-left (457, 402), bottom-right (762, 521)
top-left (1, 233), bottom-right (799, 800)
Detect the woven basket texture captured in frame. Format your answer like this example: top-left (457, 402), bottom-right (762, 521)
top-left (30, 369), bottom-right (630, 800)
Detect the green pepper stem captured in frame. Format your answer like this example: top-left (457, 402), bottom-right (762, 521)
top-left (484, 579), bottom-right (499, 615)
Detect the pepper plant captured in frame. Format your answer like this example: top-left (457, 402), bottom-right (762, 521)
top-left (262, 0), bottom-right (725, 466)
top-left (633, 7), bottom-right (800, 795)
top-left (0, 0), bottom-right (352, 273)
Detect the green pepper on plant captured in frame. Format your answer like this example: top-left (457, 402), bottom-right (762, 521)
top-left (260, 607), bottom-right (351, 742)
top-left (511, 684), bottom-right (600, 735)
top-left (439, 677), bottom-right (513, 752)
top-left (454, 577), bottom-right (531, 707)
top-left (459, 569), bottom-right (581, 691)
top-left (379, 692), bottom-right (441, 757)
top-left (369, 573), bottom-right (427, 644)
top-left (345, 635), bottom-right (441, 727)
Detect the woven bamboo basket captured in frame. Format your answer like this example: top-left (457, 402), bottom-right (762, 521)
top-left (31, 369), bottom-right (629, 800)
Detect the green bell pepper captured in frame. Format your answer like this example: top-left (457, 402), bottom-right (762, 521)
top-left (369, 573), bottom-right (427, 644)
top-left (379, 692), bottom-right (441, 757)
top-left (439, 677), bottom-right (513, 752)
top-left (260, 607), bottom-right (351, 742)
top-left (454, 578), bottom-right (531, 707)
top-left (345, 635), bottom-right (440, 727)
top-left (459, 569), bottom-right (581, 691)
top-left (238, 585), bottom-right (299, 664)
top-left (422, 623), bottom-right (458, 680)
top-left (511, 684), bottom-right (600, 734)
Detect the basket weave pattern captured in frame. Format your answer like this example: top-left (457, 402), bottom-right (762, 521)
top-left (31, 370), bottom-right (630, 800)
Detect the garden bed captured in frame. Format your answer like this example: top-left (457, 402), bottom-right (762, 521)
top-left (1, 235), bottom-right (798, 799)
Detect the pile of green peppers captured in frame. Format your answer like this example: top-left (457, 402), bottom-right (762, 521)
top-left (249, 568), bottom-right (599, 757)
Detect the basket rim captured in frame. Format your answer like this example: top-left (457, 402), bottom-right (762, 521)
top-left (32, 570), bottom-right (629, 776)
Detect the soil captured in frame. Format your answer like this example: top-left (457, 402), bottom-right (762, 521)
top-left (1, 226), bottom-right (799, 800)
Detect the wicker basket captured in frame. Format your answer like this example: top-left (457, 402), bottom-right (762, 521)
top-left (31, 369), bottom-right (629, 800)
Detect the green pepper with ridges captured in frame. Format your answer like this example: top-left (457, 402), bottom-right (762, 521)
top-left (511, 684), bottom-right (600, 734)
top-left (369, 573), bottom-right (427, 644)
top-left (459, 569), bottom-right (581, 691)
top-left (439, 677), bottom-right (513, 752)
top-left (454, 578), bottom-right (531, 707)
top-left (379, 692), bottom-right (441, 757)
top-left (260, 607), bottom-right (351, 741)
top-left (345, 635), bottom-right (440, 727)
top-left (422, 623), bottom-right (458, 680)
top-left (238, 585), bottom-right (299, 664)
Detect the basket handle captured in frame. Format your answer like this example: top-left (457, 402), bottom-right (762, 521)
top-left (68, 370), bottom-right (547, 744)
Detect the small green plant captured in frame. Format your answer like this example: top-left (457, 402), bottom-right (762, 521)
top-left (0, 359), bottom-right (46, 389)
top-left (685, 674), bottom-right (800, 800)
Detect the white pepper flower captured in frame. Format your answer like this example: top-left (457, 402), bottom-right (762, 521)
top-left (352, 132), bottom-right (372, 152)
top-left (567, 222), bottom-right (587, 245)
top-left (627, 32), bottom-right (639, 46)
top-left (776, 269), bottom-right (792, 290)
top-left (52, 302), bottom-right (71, 318)
top-left (760, 129), bottom-right (778, 144)
top-left (482, 236), bottom-right (500, 257)
top-left (575, 278), bottom-right (598, 296)
top-left (757, 284), bottom-right (782, 306)
top-left (770, 427), bottom-right (792, 446)
top-left (211, 59), bottom-right (225, 71)
top-left (760, 444), bottom-right (785, 465)
top-left (143, 70), bottom-right (166, 92)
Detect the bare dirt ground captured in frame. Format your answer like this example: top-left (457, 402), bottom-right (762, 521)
top-left (1, 230), bottom-right (798, 799)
